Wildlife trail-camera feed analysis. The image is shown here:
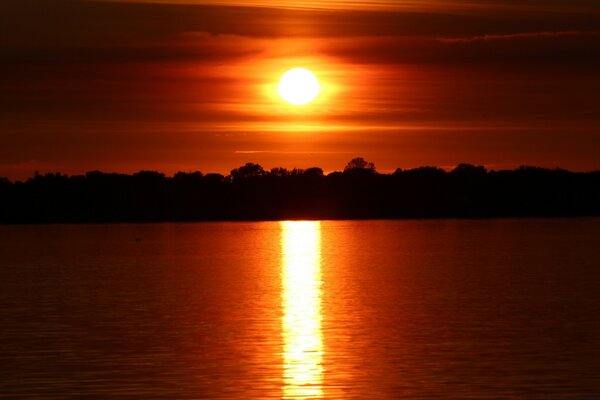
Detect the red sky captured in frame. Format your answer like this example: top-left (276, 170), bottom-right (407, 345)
top-left (1, 0), bottom-right (599, 179)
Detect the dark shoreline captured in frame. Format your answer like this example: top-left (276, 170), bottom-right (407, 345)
top-left (2, 215), bottom-right (599, 226)
top-left (2, 163), bottom-right (599, 224)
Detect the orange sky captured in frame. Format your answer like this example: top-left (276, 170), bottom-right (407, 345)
top-left (1, 0), bottom-right (599, 179)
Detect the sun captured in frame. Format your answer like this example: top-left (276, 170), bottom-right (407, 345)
top-left (278, 68), bottom-right (320, 106)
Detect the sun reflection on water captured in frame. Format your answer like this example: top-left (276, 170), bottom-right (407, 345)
top-left (281, 221), bottom-right (324, 399)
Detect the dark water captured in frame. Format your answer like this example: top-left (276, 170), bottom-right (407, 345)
top-left (1, 219), bottom-right (599, 399)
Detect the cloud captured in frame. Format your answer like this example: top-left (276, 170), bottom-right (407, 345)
top-left (4, 0), bottom-right (600, 46)
top-left (437, 30), bottom-right (599, 43)
top-left (93, 0), bottom-right (600, 14)
top-left (315, 32), bottom-right (600, 66)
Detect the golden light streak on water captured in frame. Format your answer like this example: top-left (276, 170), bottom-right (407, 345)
top-left (280, 221), bottom-right (324, 399)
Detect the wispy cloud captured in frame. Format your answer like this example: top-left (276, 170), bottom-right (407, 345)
top-left (438, 30), bottom-right (599, 43)
top-left (234, 150), bottom-right (350, 154)
top-left (92, 0), bottom-right (600, 13)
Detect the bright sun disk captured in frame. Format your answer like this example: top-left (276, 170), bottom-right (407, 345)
top-left (278, 68), bottom-right (320, 106)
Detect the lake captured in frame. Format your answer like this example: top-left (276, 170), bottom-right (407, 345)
top-left (1, 219), bottom-right (599, 398)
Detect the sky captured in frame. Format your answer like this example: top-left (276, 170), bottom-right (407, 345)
top-left (1, 0), bottom-right (599, 179)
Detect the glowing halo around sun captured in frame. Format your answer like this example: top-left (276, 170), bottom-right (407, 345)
top-left (278, 68), bottom-right (320, 106)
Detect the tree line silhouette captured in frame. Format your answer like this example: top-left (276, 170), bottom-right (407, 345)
top-left (1, 158), bottom-right (599, 223)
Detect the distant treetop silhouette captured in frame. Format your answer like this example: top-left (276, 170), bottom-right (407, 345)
top-left (344, 157), bottom-right (376, 173)
top-left (230, 162), bottom-right (266, 181)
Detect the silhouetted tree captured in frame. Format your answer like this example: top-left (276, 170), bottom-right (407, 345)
top-left (230, 163), bottom-right (266, 181)
top-left (452, 163), bottom-right (486, 176)
top-left (303, 167), bottom-right (324, 177)
top-left (270, 167), bottom-right (289, 177)
top-left (173, 171), bottom-right (203, 181)
top-left (203, 173), bottom-right (226, 184)
top-left (403, 166), bottom-right (446, 176)
top-left (344, 157), bottom-right (376, 173)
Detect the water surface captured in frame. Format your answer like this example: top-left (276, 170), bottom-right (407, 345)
top-left (1, 219), bottom-right (599, 398)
